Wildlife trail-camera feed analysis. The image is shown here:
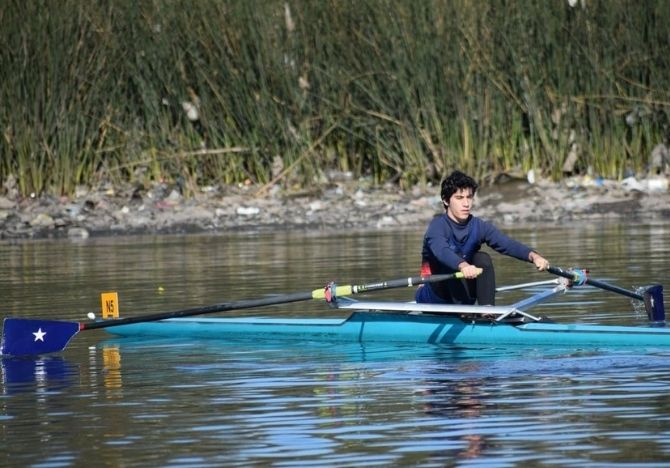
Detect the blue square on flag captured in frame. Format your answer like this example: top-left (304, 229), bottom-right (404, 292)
top-left (1, 318), bottom-right (80, 356)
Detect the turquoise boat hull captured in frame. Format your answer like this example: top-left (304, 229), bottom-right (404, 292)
top-left (104, 311), bottom-right (670, 348)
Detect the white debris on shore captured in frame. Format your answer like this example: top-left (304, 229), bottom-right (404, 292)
top-left (0, 175), bottom-right (668, 240)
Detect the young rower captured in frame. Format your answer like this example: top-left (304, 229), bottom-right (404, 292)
top-left (416, 170), bottom-right (550, 305)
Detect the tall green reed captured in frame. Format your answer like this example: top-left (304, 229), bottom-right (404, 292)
top-left (1, 0), bottom-right (669, 198)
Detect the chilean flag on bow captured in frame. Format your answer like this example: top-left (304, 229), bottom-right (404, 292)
top-left (1, 318), bottom-right (80, 356)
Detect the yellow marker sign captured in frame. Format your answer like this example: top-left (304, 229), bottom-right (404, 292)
top-left (100, 292), bottom-right (119, 319)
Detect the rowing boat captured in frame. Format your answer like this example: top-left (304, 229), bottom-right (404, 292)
top-left (103, 283), bottom-right (670, 348)
top-left (1, 267), bottom-right (666, 356)
top-left (102, 311), bottom-right (670, 348)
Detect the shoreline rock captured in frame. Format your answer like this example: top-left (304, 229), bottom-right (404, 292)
top-left (0, 175), bottom-right (668, 240)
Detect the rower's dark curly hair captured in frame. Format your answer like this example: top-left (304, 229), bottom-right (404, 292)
top-left (440, 171), bottom-right (478, 203)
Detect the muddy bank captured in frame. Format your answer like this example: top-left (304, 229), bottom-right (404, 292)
top-left (0, 175), bottom-right (669, 240)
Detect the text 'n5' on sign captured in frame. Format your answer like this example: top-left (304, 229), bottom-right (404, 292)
top-left (100, 292), bottom-right (120, 319)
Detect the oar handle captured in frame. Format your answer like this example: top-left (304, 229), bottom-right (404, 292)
top-left (548, 265), bottom-right (643, 301)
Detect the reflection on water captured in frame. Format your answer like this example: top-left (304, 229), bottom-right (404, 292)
top-left (1, 356), bottom-right (78, 393)
top-left (1, 222), bottom-right (670, 466)
top-left (101, 346), bottom-right (123, 393)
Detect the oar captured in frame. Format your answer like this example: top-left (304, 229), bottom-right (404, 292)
top-left (1, 272), bottom-right (466, 357)
top-left (547, 265), bottom-right (665, 322)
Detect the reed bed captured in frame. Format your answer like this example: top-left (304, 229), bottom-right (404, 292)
top-left (1, 0), bottom-right (669, 196)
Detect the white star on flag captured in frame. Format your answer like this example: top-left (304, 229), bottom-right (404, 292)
top-left (33, 328), bottom-right (46, 342)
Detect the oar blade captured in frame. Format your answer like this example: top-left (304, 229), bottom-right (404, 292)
top-left (1, 318), bottom-right (80, 357)
top-left (643, 285), bottom-right (665, 323)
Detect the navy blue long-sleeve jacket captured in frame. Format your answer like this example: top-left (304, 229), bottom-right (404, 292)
top-left (421, 214), bottom-right (533, 275)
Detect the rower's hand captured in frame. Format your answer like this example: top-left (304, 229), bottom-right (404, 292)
top-left (529, 252), bottom-right (550, 271)
top-left (459, 263), bottom-right (483, 279)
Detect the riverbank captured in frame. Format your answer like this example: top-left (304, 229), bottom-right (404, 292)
top-left (0, 174), bottom-right (669, 240)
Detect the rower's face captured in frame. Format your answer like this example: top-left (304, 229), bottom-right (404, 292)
top-left (445, 188), bottom-right (474, 223)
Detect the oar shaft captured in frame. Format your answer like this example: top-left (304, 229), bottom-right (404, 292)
top-left (82, 292), bottom-right (314, 330)
top-left (547, 266), bottom-right (643, 301)
top-left (586, 278), bottom-right (644, 301)
top-left (83, 273), bottom-right (464, 331)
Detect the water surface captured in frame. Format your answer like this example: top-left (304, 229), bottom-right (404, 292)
top-left (2, 222), bottom-right (670, 466)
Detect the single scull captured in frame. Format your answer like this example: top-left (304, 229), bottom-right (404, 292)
top-left (0, 267), bottom-right (666, 355)
top-left (103, 279), bottom-right (670, 348)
